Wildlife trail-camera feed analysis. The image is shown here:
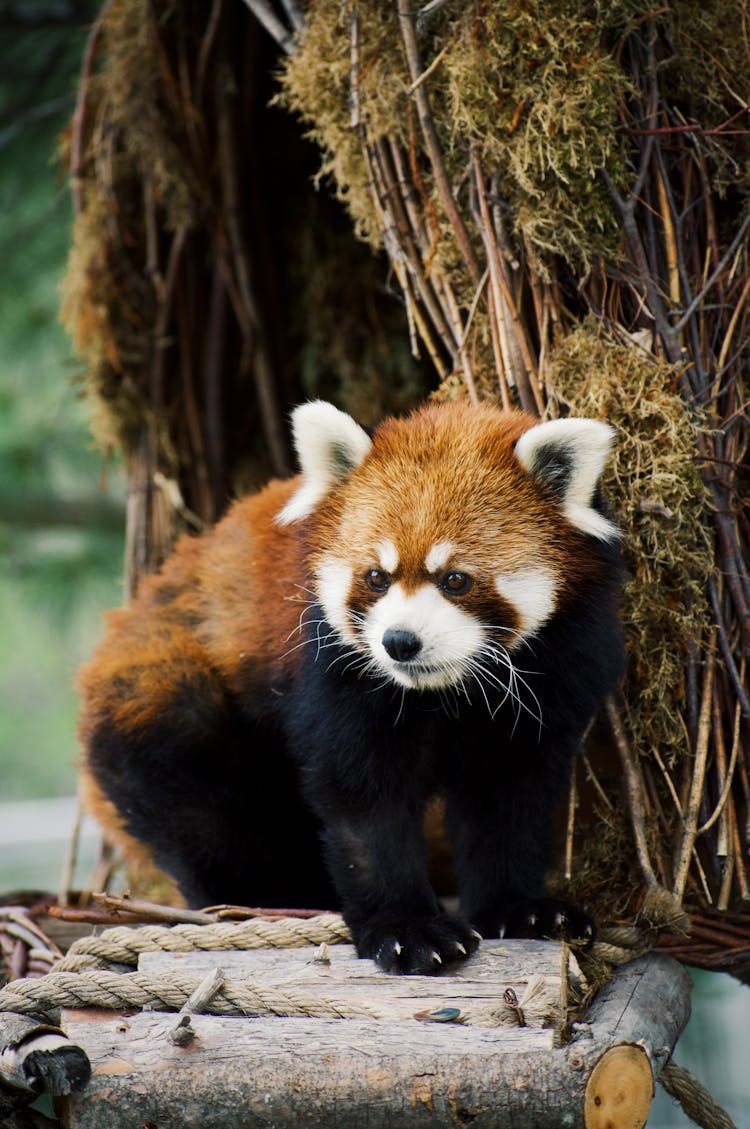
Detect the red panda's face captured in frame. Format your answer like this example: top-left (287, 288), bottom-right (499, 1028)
top-left (277, 401), bottom-right (618, 694)
top-left (316, 546), bottom-right (494, 691)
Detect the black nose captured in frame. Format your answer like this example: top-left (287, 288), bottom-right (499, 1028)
top-left (382, 629), bottom-right (422, 663)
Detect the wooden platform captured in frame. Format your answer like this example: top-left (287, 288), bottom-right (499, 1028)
top-left (47, 940), bottom-right (691, 1129)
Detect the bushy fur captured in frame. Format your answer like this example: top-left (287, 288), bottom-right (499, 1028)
top-left (79, 401), bottom-right (624, 973)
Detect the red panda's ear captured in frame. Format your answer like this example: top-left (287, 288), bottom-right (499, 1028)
top-left (514, 418), bottom-right (619, 541)
top-left (276, 401), bottom-right (372, 525)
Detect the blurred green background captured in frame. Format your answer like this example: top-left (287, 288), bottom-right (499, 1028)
top-left (0, 8), bottom-right (746, 1128)
top-left (0, 6), bottom-right (124, 806)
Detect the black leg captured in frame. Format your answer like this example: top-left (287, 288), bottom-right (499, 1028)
top-left (445, 755), bottom-right (594, 944)
top-left (319, 806), bottom-right (480, 973)
top-left (87, 712), bottom-right (335, 911)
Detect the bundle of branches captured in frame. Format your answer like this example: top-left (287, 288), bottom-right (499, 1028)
top-left (62, 0), bottom-right (427, 594)
top-left (63, 0), bottom-right (749, 962)
top-left (257, 0), bottom-right (750, 939)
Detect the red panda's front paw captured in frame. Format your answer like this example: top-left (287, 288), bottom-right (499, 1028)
top-left (473, 898), bottom-right (595, 946)
top-left (356, 914), bottom-right (481, 975)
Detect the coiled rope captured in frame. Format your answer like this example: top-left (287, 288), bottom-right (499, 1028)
top-left (660, 1062), bottom-right (739, 1129)
top-left (0, 966), bottom-right (380, 1021)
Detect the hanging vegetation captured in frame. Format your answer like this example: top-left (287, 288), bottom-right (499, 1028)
top-left (62, 0), bottom-right (428, 593)
top-left (274, 0), bottom-right (750, 942)
top-left (62, 0), bottom-right (749, 968)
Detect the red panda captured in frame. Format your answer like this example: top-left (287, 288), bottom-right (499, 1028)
top-left (78, 399), bottom-right (624, 973)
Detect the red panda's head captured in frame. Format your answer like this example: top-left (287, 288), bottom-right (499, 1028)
top-left (277, 400), bottom-right (618, 693)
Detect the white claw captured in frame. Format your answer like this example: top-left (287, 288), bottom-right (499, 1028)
top-left (455, 943), bottom-right (467, 956)
top-left (498, 923), bottom-right (507, 939)
top-left (393, 941), bottom-right (403, 956)
top-left (528, 914), bottom-right (537, 927)
top-left (470, 929), bottom-right (483, 942)
top-left (554, 912), bottom-right (565, 929)
top-left (431, 950), bottom-right (443, 965)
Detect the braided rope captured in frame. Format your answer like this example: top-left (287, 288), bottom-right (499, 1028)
top-left (590, 938), bottom-right (649, 966)
top-left (56, 913), bottom-right (351, 972)
top-left (660, 1061), bottom-right (739, 1129)
top-left (0, 967), bottom-right (380, 1021)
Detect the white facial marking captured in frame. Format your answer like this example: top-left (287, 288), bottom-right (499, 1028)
top-left (376, 539), bottom-right (400, 574)
top-left (424, 540), bottom-right (454, 574)
top-left (315, 558), bottom-right (355, 642)
top-left (494, 567), bottom-right (558, 637)
top-left (362, 582), bottom-right (483, 690)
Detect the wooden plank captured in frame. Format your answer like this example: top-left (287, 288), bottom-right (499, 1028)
top-left (57, 952), bottom-right (691, 1129)
top-left (140, 938), bottom-right (576, 984)
top-left (139, 938), bottom-right (582, 1028)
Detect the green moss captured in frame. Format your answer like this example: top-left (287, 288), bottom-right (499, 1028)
top-left (281, 1), bottom-right (653, 272)
top-left (549, 322), bottom-right (713, 766)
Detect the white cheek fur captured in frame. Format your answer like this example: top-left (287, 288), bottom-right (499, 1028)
top-left (315, 559), bottom-right (355, 643)
top-left (494, 567), bottom-right (558, 636)
top-left (362, 583), bottom-right (484, 690)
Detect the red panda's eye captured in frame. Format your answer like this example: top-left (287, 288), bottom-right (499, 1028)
top-left (441, 571), bottom-right (472, 596)
top-left (366, 568), bottom-right (391, 593)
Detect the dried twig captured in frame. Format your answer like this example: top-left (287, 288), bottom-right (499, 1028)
top-left (397, 1), bottom-right (482, 285)
top-left (238, 0), bottom-right (296, 55)
top-left (673, 645), bottom-right (716, 903)
top-left (607, 697), bottom-right (658, 890)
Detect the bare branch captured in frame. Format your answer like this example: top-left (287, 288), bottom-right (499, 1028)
top-left (396, 1), bottom-right (482, 286)
top-left (239, 0), bottom-right (296, 56)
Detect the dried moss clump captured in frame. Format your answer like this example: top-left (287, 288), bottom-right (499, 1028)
top-left (282, 2), bottom-right (649, 273)
top-left (280, 2), bottom-right (407, 246)
top-left (549, 323), bottom-right (713, 766)
top-left (440, 2), bottom-right (637, 264)
top-left (61, 0), bottom-right (200, 461)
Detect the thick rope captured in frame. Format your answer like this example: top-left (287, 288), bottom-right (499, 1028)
top-left (660, 1061), bottom-right (739, 1129)
top-left (0, 966), bottom-right (556, 1029)
top-left (62, 915), bottom-right (641, 976)
top-left (55, 913), bottom-right (351, 973)
top-left (0, 968), bottom-right (379, 1022)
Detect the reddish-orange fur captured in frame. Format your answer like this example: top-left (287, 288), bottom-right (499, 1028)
top-left (312, 402), bottom-right (602, 606)
top-left (78, 476), bottom-right (308, 862)
top-left (78, 400), bottom-right (623, 950)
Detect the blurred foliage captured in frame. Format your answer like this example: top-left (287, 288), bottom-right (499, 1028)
top-left (0, 4), bottom-right (125, 799)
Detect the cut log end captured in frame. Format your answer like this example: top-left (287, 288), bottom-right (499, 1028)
top-left (584, 1043), bottom-right (654, 1129)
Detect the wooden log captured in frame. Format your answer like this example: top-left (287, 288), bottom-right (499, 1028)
top-left (57, 946), bottom-right (691, 1128)
top-left (584, 1044), bottom-right (654, 1129)
top-left (0, 1013), bottom-right (90, 1119)
top-left (579, 954), bottom-right (693, 1129)
top-left (581, 952), bottom-right (692, 1075)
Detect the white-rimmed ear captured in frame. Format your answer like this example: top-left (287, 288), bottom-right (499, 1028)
top-left (276, 401), bottom-right (372, 525)
top-left (515, 418), bottom-right (619, 541)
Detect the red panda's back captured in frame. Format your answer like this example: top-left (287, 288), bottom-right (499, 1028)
top-left (77, 474), bottom-right (307, 866)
